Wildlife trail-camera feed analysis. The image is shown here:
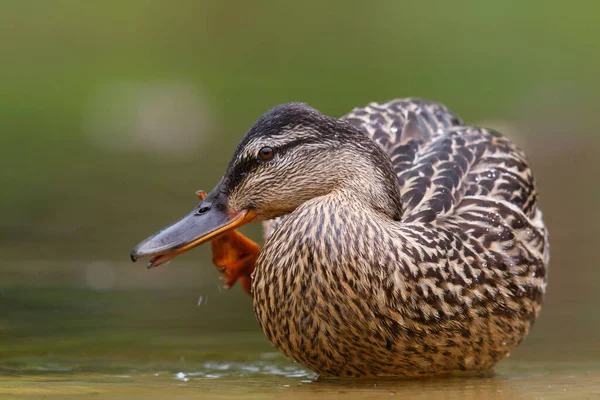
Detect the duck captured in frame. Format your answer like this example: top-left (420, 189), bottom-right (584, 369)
top-left (131, 98), bottom-right (549, 378)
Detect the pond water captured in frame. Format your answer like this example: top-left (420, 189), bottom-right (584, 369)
top-left (1, 262), bottom-right (599, 399)
top-left (3, 365), bottom-right (600, 399)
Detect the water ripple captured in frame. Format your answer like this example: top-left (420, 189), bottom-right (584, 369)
top-left (173, 360), bottom-right (314, 381)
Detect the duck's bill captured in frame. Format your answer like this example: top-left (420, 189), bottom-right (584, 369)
top-left (130, 192), bottom-right (255, 269)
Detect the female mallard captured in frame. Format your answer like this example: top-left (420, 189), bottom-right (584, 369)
top-left (131, 98), bottom-right (549, 378)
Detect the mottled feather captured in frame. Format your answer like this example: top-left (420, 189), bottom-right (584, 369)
top-left (254, 98), bottom-right (548, 377)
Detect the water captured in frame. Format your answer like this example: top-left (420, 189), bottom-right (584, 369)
top-left (2, 360), bottom-right (599, 399)
top-left (1, 266), bottom-right (600, 399)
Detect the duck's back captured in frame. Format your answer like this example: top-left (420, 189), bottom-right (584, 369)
top-left (343, 98), bottom-right (548, 263)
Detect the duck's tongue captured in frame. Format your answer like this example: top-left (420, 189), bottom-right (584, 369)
top-left (147, 253), bottom-right (179, 269)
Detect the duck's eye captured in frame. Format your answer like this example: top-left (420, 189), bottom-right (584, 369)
top-left (258, 146), bottom-right (274, 161)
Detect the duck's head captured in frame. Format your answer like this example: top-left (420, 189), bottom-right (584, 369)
top-left (131, 103), bottom-right (402, 268)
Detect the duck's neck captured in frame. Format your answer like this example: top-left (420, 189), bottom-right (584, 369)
top-left (329, 141), bottom-right (404, 222)
top-left (256, 187), bottom-right (401, 298)
top-left (337, 165), bottom-right (403, 222)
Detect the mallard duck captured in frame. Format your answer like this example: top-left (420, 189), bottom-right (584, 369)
top-left (131, 98), bottom-right (549, 378)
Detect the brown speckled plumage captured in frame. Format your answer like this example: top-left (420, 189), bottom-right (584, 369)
top-left (249, 99), bottom-right (549, 377)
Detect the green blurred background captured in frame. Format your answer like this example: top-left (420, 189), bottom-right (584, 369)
top-left (1, 0), bottom-right (599, 381)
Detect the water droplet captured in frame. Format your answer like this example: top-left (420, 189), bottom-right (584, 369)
top-left (487, 168), bottom-right (498, 179)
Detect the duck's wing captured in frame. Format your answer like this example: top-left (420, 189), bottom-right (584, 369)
top-left (346, 99), bottom-right (548, 329)
top-left (342, 98), bottom-right (464, 176)
top-left (397, 124), bottom-right (550, 265)
top-left (397, 126), bottom-right (537, 221)
top-left (342, 98), bottom-right (542, 224)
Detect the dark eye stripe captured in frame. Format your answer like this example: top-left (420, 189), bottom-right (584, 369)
top-left (226, 157), bottom-right (259, 193)
top-left (224, 137), bottom-right (321, 195)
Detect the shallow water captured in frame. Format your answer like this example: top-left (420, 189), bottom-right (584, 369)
top-left (1, 273), bottom-right (600, 399)
top-left (2, 360), bottom-right (600, 399)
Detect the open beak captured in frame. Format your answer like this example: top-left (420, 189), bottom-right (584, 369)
top-left (130, 189), bottom-right (255, 268)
